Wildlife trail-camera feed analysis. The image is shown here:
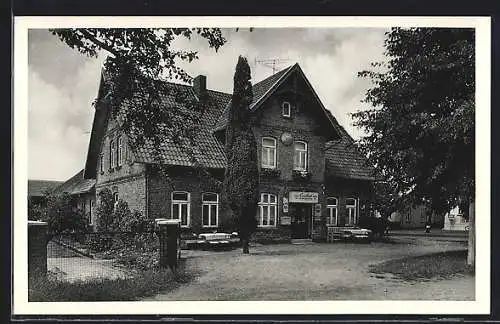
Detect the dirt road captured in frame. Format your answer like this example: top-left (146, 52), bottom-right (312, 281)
top-left (145, 237), bottom-right (474, 301)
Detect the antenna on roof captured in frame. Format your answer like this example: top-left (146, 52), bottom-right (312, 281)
top-left (255, 57), bottom-right (291, 75)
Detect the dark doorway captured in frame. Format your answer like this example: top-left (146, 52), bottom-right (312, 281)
top-left (291, 204), bottom-right (312, 239)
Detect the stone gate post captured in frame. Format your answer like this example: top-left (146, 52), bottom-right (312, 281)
top-left (28, 221), bottom-right (48, 278)
top-left (158, 219), bottom-right (181, 270)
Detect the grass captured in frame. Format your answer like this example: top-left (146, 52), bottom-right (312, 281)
top-left (29, 262), bottom-right (194, 302)
top-left (369, 249), bottom-right (474, 281)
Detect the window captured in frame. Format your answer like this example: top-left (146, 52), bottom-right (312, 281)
top-left (405, 209), bottom-right (411, 222)
top-left (110, 139), bottom-right (116, 169)
top-left (99, 153), bottom-right (104, 173)
top-left (117, 136), bottom-right (125, 166)
top-left (261, 137), bottom-right (277, 169)
top-left (257, 193), bottom-right (277, 227)
top-left (346, 198), bottom-right (357, 226)
top-left (171, 191), bottom-right (190, 227)
top-left (293, 141), bottom-right (308, 171)
top-left (202, 193), bottom-right (219, 227)
top-left (113, 192), bottom-right (119, 210)
top-left (282, 101), bottom-right (291, 117)
top-left (89, 200), bottom-right (94, 225)
top-left (326, 197), bottom-right (338, 226)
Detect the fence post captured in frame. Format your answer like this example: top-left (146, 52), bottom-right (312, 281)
top-left (158, 220), bottom-right (180, 270)
top-left (28, 221), bottom-right (48, 278)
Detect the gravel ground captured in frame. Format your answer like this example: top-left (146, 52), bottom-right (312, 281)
top-left (145, 237), bottom-right (474, 301)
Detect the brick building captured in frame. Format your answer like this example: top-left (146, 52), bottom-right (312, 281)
top-left (83, 63), bottom-right (378, 241)
top-left (52, 169), bottom-right (96, 226)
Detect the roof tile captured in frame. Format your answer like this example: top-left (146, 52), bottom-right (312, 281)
top-left (52, 169), bottom-right (96, 195)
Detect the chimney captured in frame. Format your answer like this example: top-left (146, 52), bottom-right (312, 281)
top-left (193, 75), bottom-right (207, 97)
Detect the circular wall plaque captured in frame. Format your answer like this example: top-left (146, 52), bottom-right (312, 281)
top-left (281, 132), bottom-right (293, 145)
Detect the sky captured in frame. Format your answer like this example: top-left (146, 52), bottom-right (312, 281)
top-left (28, 28), bottom-right (388, 181)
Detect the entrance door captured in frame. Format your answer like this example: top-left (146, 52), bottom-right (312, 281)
top-left (291, 204), bottom-right (312, 239)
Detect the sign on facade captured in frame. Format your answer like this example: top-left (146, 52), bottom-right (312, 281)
top-left (283, 197), bottom-right (289, 213)
top-left (289, 191), bottom-right (319, 204)
top-left (314, 203), bottom-right (322, 217)
top-left (281, 216), bottom-right (291, 225)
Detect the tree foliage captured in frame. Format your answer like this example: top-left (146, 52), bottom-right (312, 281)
top-left (223, 56), bottom-right (259, 254)
top-left (50, 29), bottom-right (227, 182)
top-left (353, 28), bottom-right (475, 215)
top-left (95, 188), bottom-right (115, 232)
top-left (37, 193), bottom-right (88, 237)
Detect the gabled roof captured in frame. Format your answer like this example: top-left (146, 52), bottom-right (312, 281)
top-left (324, 111), bottom-right (378, 181)
top-left (28, 180), bottom-right (63, 197)
top-left (84, 63), bottom-right (376, 181)
top-left (53, 169), bottom-right (96, 195)
top-left (212, 66), bottom-right (292, 132)
top-left (127, 85), bottom-right (231, 169)
top-left (213, 63), bottom-right (342, 141)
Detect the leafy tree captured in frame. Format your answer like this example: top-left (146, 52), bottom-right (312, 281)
top-left (39, 193), bottom-right (88, 239)
top-left (50, 28), bottom-right (227, 181)
top-left (28, 197), bottom-right (45, 221)
top-left (353, 27), bottom-right (475, 262)
top-left (95, 188), bottom-right (115, 232)
top-left (223, 56), bottom-right (259, 254)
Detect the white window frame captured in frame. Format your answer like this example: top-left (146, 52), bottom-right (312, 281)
top-left (282, 101), bottom-right (291, 117)
top-left (89, 200), bottom-right (94, 225)
top-left (202, 193), bottom-right (219, 228)
top-left (257, 193), bottom-right (277, 227)
top-left (261, 137), bottom-right (277, 169)
top-left (99, 153), bottom-right (104, 173)
top-left (110, 139), bottom-right (116, 169)
top-left (113, 192), bottom-right (119, 210)
top-left (326, 197), bottom-right (338, 226)
top-left (171, 191), bottom-right (190, 227)
top-left (293, 141), bottom-right (308, 171)
top-left (117, 136), bottom-right (125, 166)
top-left (346, 197), bottom-right (357, 226)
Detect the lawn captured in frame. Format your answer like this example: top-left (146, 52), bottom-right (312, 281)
top-left (369, 249), bottom-right (474, 281)
top-left (29, 262), bottom-right (193, 302)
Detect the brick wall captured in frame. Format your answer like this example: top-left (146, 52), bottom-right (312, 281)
top-left (28, 221), bottom-right (47, 278)
top-left (97, 117), bottom-right (147, 185)
top-left (324, 177), bottom-right (373, 227)
top-left (147, 166), bottom-right (228, 236)
top-left (96, 175), bottom-right (147, 217)
top-left (95, 116), bottom-right (148, 218)
top-left (254, 75), bottom-right (327, 183)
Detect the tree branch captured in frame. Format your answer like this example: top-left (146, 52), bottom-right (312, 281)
top-left (79, 29), bottom-right (121, 58)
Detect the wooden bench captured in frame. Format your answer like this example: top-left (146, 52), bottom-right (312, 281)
top-left (327, 226), bottom-right (356, 242)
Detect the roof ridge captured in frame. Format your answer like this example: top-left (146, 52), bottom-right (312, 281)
top-left (251, 64), bottom-right (295, 89)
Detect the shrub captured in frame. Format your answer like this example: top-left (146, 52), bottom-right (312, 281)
top-left (39, 193), bottom-right (88, 237)
top-left (95, 188), bottom-right (115, 232)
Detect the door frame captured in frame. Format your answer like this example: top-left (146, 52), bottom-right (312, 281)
top-left (291, 203), bottom-right (313, 239)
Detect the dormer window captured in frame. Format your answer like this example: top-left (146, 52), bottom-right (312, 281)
top-left (281, 101), bottom-right (291, 117)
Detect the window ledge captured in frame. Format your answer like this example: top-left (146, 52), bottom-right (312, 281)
top-left (260, 168), bottom-right (281, 178)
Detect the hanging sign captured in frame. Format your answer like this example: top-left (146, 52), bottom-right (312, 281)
top-left (289, 191), bottom-right (319, 204)
top-left (283, 197), bottom-right (289, 213)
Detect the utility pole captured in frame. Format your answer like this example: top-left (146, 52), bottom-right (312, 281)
top-left (254, 57), bottom-right (292, 75)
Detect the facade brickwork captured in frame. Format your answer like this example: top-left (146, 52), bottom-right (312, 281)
top-left (95, 116), bottom-right (147, 217)
top-left (87, 65), bottom-right (376, 243)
